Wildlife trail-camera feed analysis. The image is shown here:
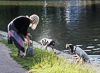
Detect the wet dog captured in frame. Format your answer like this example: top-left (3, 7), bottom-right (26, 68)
top-left (40, 38), bottom-right (55, 51)
top-left (66, 44), bottom-right (90, 63)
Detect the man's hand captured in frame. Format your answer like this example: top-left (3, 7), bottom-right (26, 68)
top-left (28, 41), bottom-right (32, 45)
top-left (26, 33), bottom-right (32, 45)
top-left (27, 33), bottom-right (31, 37)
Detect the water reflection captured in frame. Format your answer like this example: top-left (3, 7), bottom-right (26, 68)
top-left (0, 0), bottom-right (100, 55)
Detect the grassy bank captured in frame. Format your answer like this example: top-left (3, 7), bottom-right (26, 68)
top-left (0, 40), bottom-right (94, 73)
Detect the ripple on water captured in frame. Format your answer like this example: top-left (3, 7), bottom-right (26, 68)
top-left (92, 49), bottom-right (98, 51)
top-left (86, 46), bottom-right (95, 48)
top-left (83, 50), bottom-right (91, 52)
top-left (92, 48), bottom-right (100, 50)
top-left (97, 44), bottom-right (100, 47)
top-left (75, 45), bottom-right (83, 47)
top-left (93, 39), bottom-right (99, 41)
top-left (93, 51), bottom-right (100, 53)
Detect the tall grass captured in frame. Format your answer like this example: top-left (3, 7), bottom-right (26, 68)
top-left (0, 40), bottom-right (94, 73)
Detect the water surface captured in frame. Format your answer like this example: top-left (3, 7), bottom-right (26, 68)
top-left (0, 0), bottom-right (100, 55)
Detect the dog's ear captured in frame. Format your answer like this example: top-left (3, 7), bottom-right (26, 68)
top-left (42, 39), bottom-right (46, 45)
top-left (42, 40), bottom-right (44, 43)
top-left (69, 45), bottom-right (74, 53)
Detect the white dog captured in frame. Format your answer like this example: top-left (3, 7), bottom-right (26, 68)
top-left (66, 44), bottom-right (90, 63)
top-left (40, 38), bottom-right (55, 51)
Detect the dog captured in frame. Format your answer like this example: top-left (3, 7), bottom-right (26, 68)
top-left (40, 38), bottom-right (55, 51)
top-left (66, 44), bottom-right (90, 63)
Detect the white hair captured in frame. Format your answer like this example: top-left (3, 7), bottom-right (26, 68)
top-left (29, 14), bottom-right (39, 30)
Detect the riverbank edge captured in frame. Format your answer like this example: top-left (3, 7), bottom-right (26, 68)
top-left (0, 30), bottom-right (100, 73)
top-left (0, 30), bottom-right (75, 61)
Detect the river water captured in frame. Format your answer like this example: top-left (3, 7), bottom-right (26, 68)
top-left (0, 0), bottom-right (100, 55)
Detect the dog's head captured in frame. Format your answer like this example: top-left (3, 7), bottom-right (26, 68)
top-left (40, 38), bottom-right (48, 46)
top-left (48, 41), bottom-right (55, 46)
top-left (52, 41), bottom-right (55, 46)
top-left (66, 44), bottom-right (74, 53)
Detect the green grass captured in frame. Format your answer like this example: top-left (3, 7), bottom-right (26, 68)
top-left (0, 40), bottom-right (94, 73)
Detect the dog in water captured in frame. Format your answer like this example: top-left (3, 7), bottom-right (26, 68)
top-left (40, 38), bottom-right (55, 51)
top-left (66, 44), bottom-right (90, 63)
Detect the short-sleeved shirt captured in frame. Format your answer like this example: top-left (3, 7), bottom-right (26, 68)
top-left (13, 16), bottom-right (30, 36)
